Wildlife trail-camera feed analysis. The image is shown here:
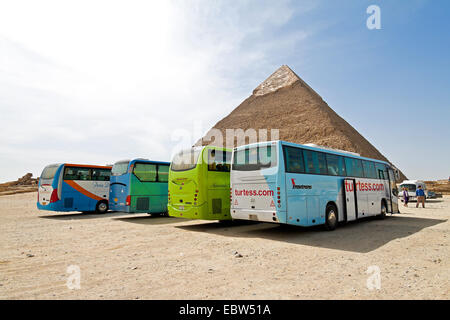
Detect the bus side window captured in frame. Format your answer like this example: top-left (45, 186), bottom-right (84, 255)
top-left (326, 154), bottom-right (346, 176)
top-left (64, 167), bottom-right (90, 180)
top-left (362, 160), bottom-right (377, 179)
top-left (63, 168), bottom-right (75, 180)
top-left (302, 150), bottom-right (327, 175)
top-left (208, 150), bottom-right (231, 172)
top-left (133, 163), bottom-right (157, 182)
top-left (92, 169), bottom-right (110, 181)
top-left (339, 156), bottom-right (347, 176)
top-left (317, 152), bottom-right (327, 175)
top-left (303, 150), bottom-right (316, 174)
top-left (79, 168), bottom-right (90, 180)
top-left (283, 146), bottom-right (304, 173)
top-left (345, 158), bottom-right (364, 178)
top-left (158, 165), bottom-right (169, 182)
top-left (224, 151), bottom-right (231, 172)
top-left (375, 163), bottom-right (386, 180)
top-left (383, 165), bottom-right (390, 181)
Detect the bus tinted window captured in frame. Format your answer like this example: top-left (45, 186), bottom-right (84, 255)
top-left (383, 165), bottom-right (390, 181)
top-left (400, 184), bottom-right (416, 192)
top-left (208, 149), bottom-right (231, 172)
top-left (303, 150), bottom-right (315, 174)
top-left (317, 153), bottom-right (327, 174)
top-left (303, 150), bottom-right (327, 175)
top-left (64, 167), bottom-right (91, 180)
top-left (171, 149), bottom-right (201, 171)
top-left (92, 168), bottom-right (111, 181)
top-left (326, 154), bottom-right (346, 176)
top-left (233, 146), bottom-right (277, 171)
top-left (41, 165), bottom-right (59, 180)
top-left (158, 164), bottom-right (169, 182)
top-left (362, 161), bottom-right (377, 179)
top-left (112, 161), bottom-right (129, 176)
top-left (284, 146), bottom-right (305, 173)
top-left (133, 163), bottom-right (157, 182)
top-left (375, 163), bottom-right (386, 180)
top-left (345, 158), bottom-right (364, 178)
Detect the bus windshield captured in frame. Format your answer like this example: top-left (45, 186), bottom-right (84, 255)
top-left (40, 164), bottom-right (60, 180)
top-left (400, 184), bottom-right (417, 192)
top-left (171, 149), bottom-right (202, 172)
top-left (111, 161), bottom-right (130, 176)
top-left (233, 145), bottom-right (277, 171)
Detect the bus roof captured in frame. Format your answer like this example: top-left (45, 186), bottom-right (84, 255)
top-left (400, 180), bottom-right (425, 185)
top-left (64, 163), bottom-right (112, 169)
top-left (234, 140), bottom-right (392, 166)
top-left (129, 159), bottom-right (170, 166)
top-left (176, 146), bottom-right (232, 154)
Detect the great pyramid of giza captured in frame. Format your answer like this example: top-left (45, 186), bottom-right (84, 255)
top-left (198, 65), bottom-right (406, 181)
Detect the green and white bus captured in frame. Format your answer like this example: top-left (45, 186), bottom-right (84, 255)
top-left (168, 146), bottom-right (231, 220)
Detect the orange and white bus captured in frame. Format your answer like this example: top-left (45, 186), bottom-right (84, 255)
top-left (37, 163), bottom-right (112, 213)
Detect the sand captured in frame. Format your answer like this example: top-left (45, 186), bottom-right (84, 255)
top-left (0, 192), bottom-right (448, 299)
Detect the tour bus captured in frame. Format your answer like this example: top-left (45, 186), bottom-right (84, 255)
top-left (37, 163), bottom-right (112, 213)
top-left (230, 141), bottom-right (399, 230)
top-left (109, 159), bottom-right (170, 214)
top-left (168, 146), bottom-right (231, 220)
top-left (398, 180), bottom-right (426, 201)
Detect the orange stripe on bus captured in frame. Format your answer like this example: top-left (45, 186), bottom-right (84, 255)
top-left (64, 180), bottom-right (104, 201)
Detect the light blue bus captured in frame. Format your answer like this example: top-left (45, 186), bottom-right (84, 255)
top-left (37, 163), bottom-right (112, 213)
top-left (109, 159), bottom-right (170, 214)
top-left (230, 141), bottom-right (399, 230)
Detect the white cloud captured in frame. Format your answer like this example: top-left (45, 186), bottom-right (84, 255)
top-left (0, 0), bottom-right (314, 182)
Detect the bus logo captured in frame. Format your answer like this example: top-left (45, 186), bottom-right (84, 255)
top-left (291, 179), bottom-right (312, 189)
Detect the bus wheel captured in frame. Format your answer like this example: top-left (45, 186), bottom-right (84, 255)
top-left (96, 201), bottom-right (108, 214)
top-left (378, 201), bottom-right (387, 220)
top-left (324, 204), bottom-right (338, 231)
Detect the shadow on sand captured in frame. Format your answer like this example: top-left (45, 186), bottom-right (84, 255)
top-left (114, 214), bottom-right (190, 225)
top-left (39, 211), bottom-right (127, 220)
top-left (177, 215), bottom-right (447, 253)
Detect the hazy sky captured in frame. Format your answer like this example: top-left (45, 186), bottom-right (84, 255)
top-left (0, 0), bottom-right (449, 182)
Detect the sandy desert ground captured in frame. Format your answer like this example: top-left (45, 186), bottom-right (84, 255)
top-left (0, 192), bottom-right (448, 299)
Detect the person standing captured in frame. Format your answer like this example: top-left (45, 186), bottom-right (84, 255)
top-left (402, 187), bottom-right (409, 207)
top-left (416, 185), bottom-right (425, 208)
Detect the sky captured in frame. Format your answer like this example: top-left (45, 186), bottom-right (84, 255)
top-left (0, 0), bottom-right (449, 182)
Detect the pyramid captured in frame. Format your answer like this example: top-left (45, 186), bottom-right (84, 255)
top-left (198, 65), bottom-right (406, 181)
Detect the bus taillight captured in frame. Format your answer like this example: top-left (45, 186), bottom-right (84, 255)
top-left (126, 195), bottom-right (131, 206)
top-left (50, 189), bottom-right (59, 203)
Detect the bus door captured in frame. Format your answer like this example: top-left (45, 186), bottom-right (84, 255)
top-left (388, 168), bottom-right (399, 213)
top-left (344, 179), bottom-right (358, 221)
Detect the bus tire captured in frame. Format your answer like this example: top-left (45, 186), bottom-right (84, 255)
top-left (324, 204), bottom-right (338, 231)
top-left (96, 201), bottom-right (108, 214)
top-left (378, 200), bottom-right (387, 219)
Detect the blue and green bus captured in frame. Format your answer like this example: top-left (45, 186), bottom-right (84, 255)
top-left (37, 163), bottom-right (112, 213)
top-left (230, 141), bottom-right (399, 230)
top-left (109, 159), bottom-right (170, 214)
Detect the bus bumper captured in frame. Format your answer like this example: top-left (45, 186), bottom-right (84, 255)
top-left (168, 203), bottom-right (206, 219)
top-left (231, 209), bottom-right (280, 223)
top-left (168, 203), bottom-right (231, 220)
